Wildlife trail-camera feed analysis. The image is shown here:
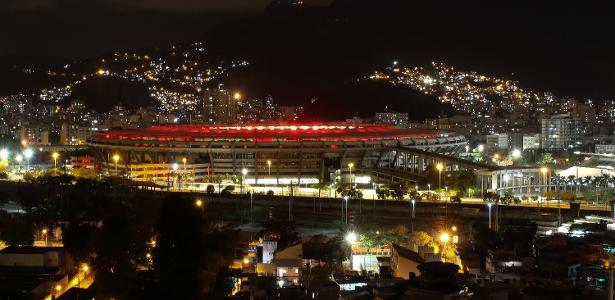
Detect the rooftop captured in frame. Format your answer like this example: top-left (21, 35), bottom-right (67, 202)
top-left (91, 123), bottom-right (456, 143)
top-left (392, 244), bottom-right (424, 263)
top-left (0, 246), bottom-right (63, 255)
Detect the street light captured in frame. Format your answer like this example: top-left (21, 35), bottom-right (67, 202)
top-left (344, 195), bottom-right (350, 224)
top-left (428, 183), bottom-right (431, 192)
top-left (345, 231), bottom-right (357, 244)
top-left (52, 152), bottom-right (59, 169)
top-left (436, 163), bottom-right (444, 189)
top-left (195, 199), bottom-right (203, 207)
top-left (540, 166), bottom-right (549, 194)
top-left (24, 148), bottom-right (33, 170)
top-left (241, 168), bottom-right (248, 194)
top-left (439, 232), bottom-right (450, 262)
top-left (348, 162), bottom-right (354, 184)
top-left (440, 232), bottom-right (450, 243)
top-left (182, 157), bottom-right (187, 169)
top-left (267, 160), bottom-right (272, 186)
top-left (345, 231), bottom-right (357, 271)
top-left (487, 202), bottom-right (492, 229)
top-left (511, 149), bottom-right (522, 159)
top-left (343, 195), bottom-right (348, 223)
top-left (42, 229), bottom-right (48, 246)
top-left (112, 154), bottom-right (120, 175)
top-left (0, 148), bottom-right (8, 161)
top-left (15, 154), bottom-right (22, 171)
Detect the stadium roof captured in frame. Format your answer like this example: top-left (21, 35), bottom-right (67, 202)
top-left (92, 124), bottom-right (457, 143)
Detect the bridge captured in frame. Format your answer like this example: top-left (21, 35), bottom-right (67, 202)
top-left (368, 147), bottom-right (500, 188)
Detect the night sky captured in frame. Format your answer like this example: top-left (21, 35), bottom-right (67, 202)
top-left (1, 0), bottom-right (615, 101)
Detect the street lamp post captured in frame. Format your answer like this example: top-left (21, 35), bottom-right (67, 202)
top-left (112, 154), bottom-right (120, 175)
top-left (24, 148), bottom-right (33, 171)
top-left (42, 229), bottom-right (48, 246)
top-left (249, 191), bottom-right (253, 223)
top-left (52, 152), bottom-right (59, 170)
top-left (345, 196), bottom-right (350, 224)
top-left (439, 232), bottom-right (450, 262)
top-left (436, 163), bottom-right (444, 189)
top-left (348, 162), bottom-right (354, 185)
top-left (345, 232), bottom-right (357, 271)
top-left (411, 198), bottom-right (416, 232)
top-left (172, 163), bottom-right (179, 189)
top-left (241, 168), bottom-right (248, 194)
top-left (487, 203), bottom-right (492, 229)
top-left (15, 154), bottom-right (22, 172)
top-left (343, 196), bottom-right (348, 224)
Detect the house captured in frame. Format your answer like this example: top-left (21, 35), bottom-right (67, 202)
top-left (417, 245), bottom-right (442, 262)
top-left (0, 246), bottom-right (73, 299)
top-left (391, 244), bottom-right (424, 279)
top-left (256, 241), bottom-right (303, 286)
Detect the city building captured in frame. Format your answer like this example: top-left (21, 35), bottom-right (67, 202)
top-left (486, 133), bottom-right (509, 150)
top-left (19, 124), bottom-right (50, 146)
top-left (61, 123), bottom-right (99, 145)
top-left (203, 89), bottom-right (238, 124)
top-left (595, 144), bottom-right (615, 154)
top-left (522, 134), bottom-right (541, 150)
top-left (87, 123), bottom-right (467, 185)
top-left (390, 244), bottom-right (424, 279)
top-left (541, 114), bottom-right (583, 150)
top-left (0, 246), bottom-right (74, 299)
top-left (375, 112), bottom-right (409, 127)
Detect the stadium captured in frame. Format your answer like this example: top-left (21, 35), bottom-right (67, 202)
top-left (87, 124), bottom-right (467, 186)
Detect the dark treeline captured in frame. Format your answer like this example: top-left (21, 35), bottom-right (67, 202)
top-left (0, 175), bottom-right (240, 299)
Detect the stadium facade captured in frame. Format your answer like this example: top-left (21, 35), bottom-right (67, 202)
top-left (87, 124), bottom-right (467, 185)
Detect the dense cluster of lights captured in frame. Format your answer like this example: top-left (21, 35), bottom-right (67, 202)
top-left (370, 61), bottom-right (586, 118)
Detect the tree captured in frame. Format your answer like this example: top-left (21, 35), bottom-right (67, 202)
top-left (450, 194), bottom-right (461, 205)
top-left (0, 215), bottom-right (35, 246)
top-left (483, 191), bottom-right (500, 204)
top-left (62, 222), bottom-right (96, 263)
top-left (93, 215), bottom-right (146, 298)
top-left (470, 221), bottom-right (499, 270)
top-left (538, 153), bottom-right (554, 165)
top-left (500, 191), bottom-right (514, 205)
top-left (154, 194), bottom-right (210, 299)
top-left (390, 184), bottom-right (408, 201)
top-left (256, 220), bottom-right (300, 250)
top-left (451, 169), bottom-right (477, 195)
top-left (411, 231), bottom-right (438, 252)
top-left (303, 234), bottom-right (348, 267)
top-left (376, 186), bottom-right (390, 200)
top-left (206, 184), bottom-right (216, 195)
